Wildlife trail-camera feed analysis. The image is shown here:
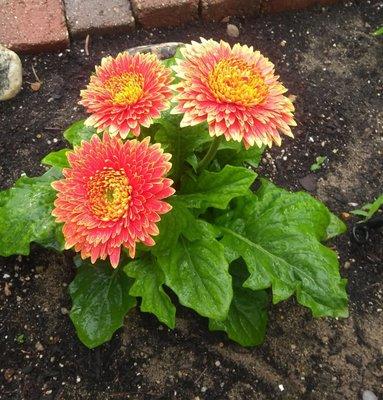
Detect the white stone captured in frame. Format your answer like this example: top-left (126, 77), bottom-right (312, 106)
top-left (363, 390), bottom-right (378, 400)
top-left (227, 24), bottom-right (240, 38)
top-left (0, 45), bottom-right (22, 101)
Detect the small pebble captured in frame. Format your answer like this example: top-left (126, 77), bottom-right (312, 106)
top-left (278, 384), bottom-right (284, 391)
top-left (344, 261), bottom-right (351, 269)
top-left (227, 24), bottom-right (240, 38)
top-left (4, 282), bottom-right (12, 297)
top-left (340, 212), bottom-right (351, 221)
top-left (35, 341), bottom-right (44, 352)
top-left (60, 307), bottom-right (68, 315)
top-left (215, 360), bottom-right (221, 367)
top-left (363, 390), bottom-right (378, 400)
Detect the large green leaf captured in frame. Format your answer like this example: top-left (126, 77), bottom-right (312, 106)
top-left (152, 197), bottom-right (218, 254)
top-left (63, 120), bottom-right (97, 146)
top-left (178, 165), bottom-right (256, 210)
top-left (124, 257), bottom-right (176, 328)
top-left (209, 263), bottom-right (269, 346)
top-left (0, 168), bottom-right (64, 256)
top-left (41, 149), bottom-right (70, 169)
top-left (155, 113), bottom-right (211, 177)
top-left (216, 141), bottom-right (265, 169)
top-left (217, 179), bottom-right (348, 318)
top-left (69, 262), bottom-right (136, 348)
top-left (326, 212), bottom-right (347, 239)
top-left (157, 236), bottom-right (232, 320)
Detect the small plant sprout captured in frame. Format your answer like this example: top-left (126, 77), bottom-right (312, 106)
top-left (310, 156), bottom-right (327, 172)
top-left (350, 194), bottom-right (383, 220)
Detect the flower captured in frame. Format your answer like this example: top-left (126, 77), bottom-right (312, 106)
top-left (80, 52), bottom-right (173, 138)
top-left (171, 38), bottom-right (296, 148)
top-left (52, 134), bottom-right (174, 268)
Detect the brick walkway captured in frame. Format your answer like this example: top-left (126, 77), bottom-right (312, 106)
top-left (0, 0), bottom-right (338, 53)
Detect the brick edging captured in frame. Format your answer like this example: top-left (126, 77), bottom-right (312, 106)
top-left (0, 0), bottom-right (340, 53)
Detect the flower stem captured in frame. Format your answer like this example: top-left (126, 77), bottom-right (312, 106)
top-left (197, 137), bottom-right (222, 173)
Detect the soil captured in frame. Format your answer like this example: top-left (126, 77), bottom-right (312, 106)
top-left (0, 1), bottom-right (382, 399)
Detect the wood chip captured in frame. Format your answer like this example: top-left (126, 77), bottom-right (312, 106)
top-left (4, 282), bottom-right (11, 297)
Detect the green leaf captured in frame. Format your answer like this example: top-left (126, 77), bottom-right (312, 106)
top-left (310, 156), bottom-right (327, 172)
top-left (63, 120), bottom-right (97, 146)
top-left (163, 46), bottom-right (184, 76)
top-left (216, 141), bottom-right (265, 169)
top-left (151, 197), bottom-right (192, 253)
top-left (41, 149), bottom-right (70, 169)
top-left (217, 179), bottom-right (348, 318)
top-left (326, 213), bottom-right (347, 240)
top-left (124, 257), bottom-right (176, 328)
top-left (178, 165), bottom-right (256, 210)
top-left (0, 168), bottom-right (64, 256)
top-left (350, 194), bottom-right (383, 220)
top-left (157, 236), bottom-right (232, 320)
top-left (209, 263), bottom-right (269, 346)
top-left (69, 262), bottom-right (136, 348)
top-left (154, 113), bottom-right (211, 177)
top-left (373, 26), bottom-right (383, 36)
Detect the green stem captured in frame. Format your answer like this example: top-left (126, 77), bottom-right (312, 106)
top-left (197, 137), bottom-right (222, 173)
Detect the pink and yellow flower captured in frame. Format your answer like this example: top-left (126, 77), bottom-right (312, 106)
top-left (52, 134), bottom-right (174, 268)
top-left (171, 38), bottom-right (296, 148)
top-left (80, 52), bottom-right (173, 138)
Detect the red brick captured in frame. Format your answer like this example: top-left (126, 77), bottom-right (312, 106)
top-left (63, 0), bottom-right (135, 38)
top-left (0, 0), bottom-right (69, 53)
top-left (262, 0), bottom-right (338, 14)
top-left (131, 0), bottom-right (198, 29)
top-left (201, 0), bottom-right (261, 22)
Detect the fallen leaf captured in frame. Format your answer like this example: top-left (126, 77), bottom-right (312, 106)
top-left (4, 369), bottom-right (15, 382)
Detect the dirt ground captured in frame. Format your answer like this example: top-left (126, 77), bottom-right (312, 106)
top-left (0, 1), bottom-right (382, 399)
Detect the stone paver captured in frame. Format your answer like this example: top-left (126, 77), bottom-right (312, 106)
top-left (201, 0), bottom-right (261, 22)
top-left (262, 0), bottom-right (338, 13)
top-left (0, 0), bottom-right (69, 53)
top-left (64, 0), bottom-right (135, 38)
top-left (131, 0), bottom-right (199, 29)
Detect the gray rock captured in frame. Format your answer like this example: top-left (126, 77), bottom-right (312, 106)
top-left (362, 390), bottom-right (378, 400)
top-left (127, 42), bottom-right (184, 60)
top-left (0, 45), bottom-right (22, 101)
top-left (299, 174), bottom-right (317, 192)
top-left (227, 24), bottom-right (240, 38)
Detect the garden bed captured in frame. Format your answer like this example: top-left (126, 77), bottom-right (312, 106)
top-left (0, 1), bottom-right (382, 399)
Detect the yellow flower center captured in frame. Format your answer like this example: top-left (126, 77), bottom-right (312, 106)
top-left (104, 72), bottom-right (144, 105)
top-left (88, 167), bottom-right (132, 222)
top-left (208, 58), bottom-right (268, 106)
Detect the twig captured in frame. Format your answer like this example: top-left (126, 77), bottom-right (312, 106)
top-left (195, 366), bottom-right (208, 383)
top-left (85, 34), bottom-right (90, 56)
top-left (31, 65), bottom-right (41, 82)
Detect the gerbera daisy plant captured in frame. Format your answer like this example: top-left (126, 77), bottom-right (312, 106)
top-left (0, 39), bottom-right (348, 349)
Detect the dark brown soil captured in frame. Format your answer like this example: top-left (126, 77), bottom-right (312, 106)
top-left (0, 1), bottom-right (382, 399)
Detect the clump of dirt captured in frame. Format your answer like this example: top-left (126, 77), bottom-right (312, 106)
top-left (0, 1), bottom-right (382, 399)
